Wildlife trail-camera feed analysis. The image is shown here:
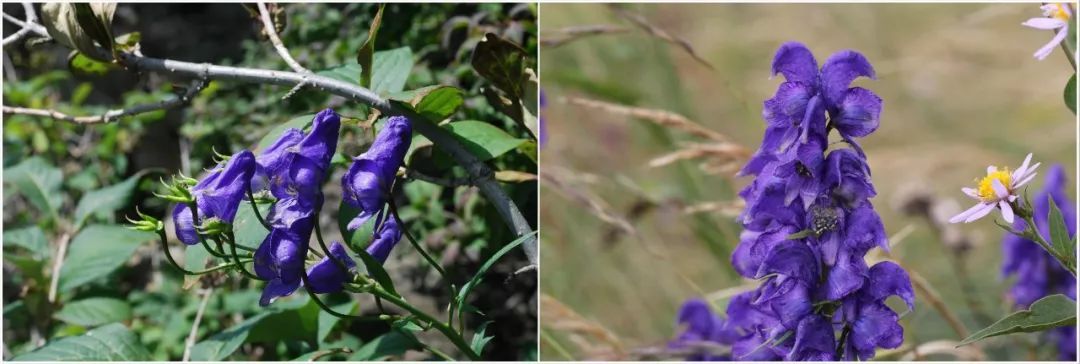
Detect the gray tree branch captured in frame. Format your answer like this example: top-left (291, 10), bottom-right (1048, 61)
top-left (2, 3), bottom-right (44, 47)
top-left (2, 80), bottom-right (207, 124)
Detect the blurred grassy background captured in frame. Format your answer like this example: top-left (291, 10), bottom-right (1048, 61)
top-left (538, 3), bottom-right (1076, 361)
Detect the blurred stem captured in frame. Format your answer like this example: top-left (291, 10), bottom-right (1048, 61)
top-left (907, 269), bottom-right (970, 339)
top-left (362, 277), bottom-right (480, 360)
top-left (182, 288), bottom-right (214, 362)
top-left (156, 229), bottom-right (199, 275)
top-left (1059, 3), bottom-right (1076, 69)
top-left (189, 200), bottom-right (227, 258)
top-left (246, 187), bottom-right (271, 230)
top-left (1019, 214), bottom-right (1077, 276)
top-left (313, 200), bottom-right (350, 274)
top-left (540, 328), bottom-right (575, 360)
top-left (298, 270), bottom-right (385, 322)
top-left (226, 231), bottom-right (259, 280)
top-left (386, 179), bottom-right (457, 314)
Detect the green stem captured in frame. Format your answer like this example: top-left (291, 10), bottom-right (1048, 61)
top-left (366, 282), bottom-right (479, 360)
top-left (298, 270), bottom-right (386, 322)
top-left (386, 180), bottom-right (458, 323)
top-left (1021, 215), bottom-right (1077, 276)
top-left (191, 259), bottom-right (254, 275)
top-left (188, 200), bottom-right (227, 258)
top-left (246, 187), bottom-right (271, 230)
top-left (227, 231), bottom-right (260, 279)
top-left (156, 229), bottom-right (200, 275)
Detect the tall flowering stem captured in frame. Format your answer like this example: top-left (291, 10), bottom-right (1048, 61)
top-left (695, 42), bottom-right (914, 361)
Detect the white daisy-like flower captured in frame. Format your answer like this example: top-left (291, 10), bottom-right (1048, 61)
top-left (1022, 3), bottom-right (1073, 61)
top-left (949, 153), bottom-right (1040, 224)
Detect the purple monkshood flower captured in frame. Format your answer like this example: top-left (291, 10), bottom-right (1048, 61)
top-left (693, 42), bottom-right (911, 361)
top-left (306, 241), bottom-right (357, 294)
top-left (173, 150), bottom-right (256, 245)
top-left (257, 109), bottom-right (341, 199)
top-left (366, 217), bottom-right (403, 263)
top-left (539, 90), bottom-right (548, 147)
top-left (342, 115), bottom-right (413, 231)
top-left (669, 299), bottom-right (737, 361)
top-left (254, 197), bottom-right (317, 306)
top-left (1002, 164), bottom-right (1077, 361)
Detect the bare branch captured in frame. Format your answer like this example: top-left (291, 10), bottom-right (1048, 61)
top-left (47, 232), bottom-right (71, 303)
top-left (2, 3), bottom-right (44, 47)
top-left (257, 3), bottom-right (310, 74)
top-left (3, 80), bottom-right (207, 125)
top-left (182, 288), bottom-right (214, 362)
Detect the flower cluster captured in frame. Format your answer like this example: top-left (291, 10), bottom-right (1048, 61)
top-left (171, 109), bottom-right (412, 306)
top-left (1001, 164), bottom-right (1077, 361)
top-left (1022, 3), bottom-right (1073, 61)
top-left (689, 42), bottom-right (914, 361)
top-left (670, 299), bottom-right (737, 361)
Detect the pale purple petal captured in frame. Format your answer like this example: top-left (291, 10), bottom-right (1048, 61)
top-left (1013, 153), bottom-right (1034, 180)
top-left (964, 202), bottom-right (996, 223)
top-left (1016, 172), bottom-right (1039, 189)
top-left (950, 203), bottom-right (987, 223)
top-left (999, 200), bottom-right (1015, 223)
top-left (1023, 17), bottom-right (1067, 30)
top-left (962, 187), bottom-right (979, 199)
top-left (1035, 27), bottom-right (1069, 60)
top-left (992, 179), bottom-right (1009, 199)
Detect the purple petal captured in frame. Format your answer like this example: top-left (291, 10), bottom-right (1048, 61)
top-left (832, 87), bottom-right (882, 138)
top-left (788, 315), bottom-right (836, 361)
top-left (306, 241), bottom-right (357, 293)
top-left (366, 218), bottom-right (403, 263)
top-left (825, 250), bottom-right (869, 300)
top-left (755, 240), bottom-right (819, 282)
top-left (866, 261), bottom-right (915, 310)
top-left (819, 50), bottom-right (876, 107)
top-left (172, 203), bottom-right (199, 245)
top-left (771, 42), bottom-right (819, 85)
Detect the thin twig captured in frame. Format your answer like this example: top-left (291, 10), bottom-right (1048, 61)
top-left (2, 9), bottom-right (48, 38)
top-left (2, 3), bottom-right (42, 48)
top-left (2, 80), bottom-right (207, 125)
top-left (561, 96), bottom-right (729, 141)
top-left (47, 232), bottom-right (71, 303)
top-left (182, 287), bottom-right (214, 362)
top-left (257, 3), bottom-right (309, 74)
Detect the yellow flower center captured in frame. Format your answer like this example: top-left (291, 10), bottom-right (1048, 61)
top-left (1053, 4), bottom-right (1071, 21)
top-left (977, 168), bottom-right (1012, 202)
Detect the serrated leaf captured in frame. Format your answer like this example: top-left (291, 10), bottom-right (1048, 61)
top-left (58, 225), bottom-right (156, 293)
top-left (471, 33), bottom-right (527, 99)
top-left (958, 294), bottom-right (1077, 346)
top-left (444, 120), bottom-right (527, 161)
top-left (1047, 197), bottom-right (1076, 269)
top-left (317, 47), bottom-right (414, 95)
top-left (470, 321), bottom-right (494, 356)
top-left (4, 156), bottom-right (63, 221)
top-left (74, 171), bottom-right (147, 228)
top-left (455, 231), bottom-right (536, 306)
top-left (53, 297), bottom-right (132, 327)
top-left (3, 226), bottom-right (49, 260)
top-left (189, 311), bottom-right (272, 361)
top-left (1065, 73), bottom-right (1076, 115)
top-left (12, 323), bottom-right (150, 361)
top-left (256, 113), bottom-right (315, 151)
top-left (414, 86), bottom-right (464, 122)
top-left (356, 4), bottom-right (385, 89)
top-left (348, 330), bottom-right (418, 361)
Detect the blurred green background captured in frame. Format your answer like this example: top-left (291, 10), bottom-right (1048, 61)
top-left (538, 3), bottom-right (1075, 361)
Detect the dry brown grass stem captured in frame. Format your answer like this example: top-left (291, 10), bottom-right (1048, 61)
top-left (649, 142), bottom-right (752, 177)
top-left (607, 5), bottom-right (714, 70)
top-left (540, 170), bottom-right (635, 236)
top-left (899, 340), bottom-right (987, 361)
top-left (560, 96), bottom-right (731, 142)
top-left (682, 200), bottom-right (745, 217)
top-left (539, 24), bottom-right (630, 47)
top-left (540, 294), bottom-right (626, 360)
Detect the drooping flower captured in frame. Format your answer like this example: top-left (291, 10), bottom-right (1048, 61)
top-left (253, 197), bottom-right (316, 306)
top-left (949, 153), bottom-right (1040, 224)
top-left (668, 299), bottom-right (737, 361)
top-left (1001, 164), bottom-right (1077, 361)
top-left (342, 115), bottom-right (413, 230)
top-left (366, 217), bottom-right (403, 263)
top-left (1022, 3), bottom-right (1074, 61)
top-left (261, 109), bottom-right (341, 199)
top-left (306, 241), bottom-right (358, 294)
top-left (172, 150), bottom-right (256, 245)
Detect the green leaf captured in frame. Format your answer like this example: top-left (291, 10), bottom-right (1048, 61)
top-left (1047, 197), bottom-right (1077, 270)
top-left (471, 33), bottom-right (527, 99)
top-left (318, 301), bottom-right (358, 344)
top-left (183, 241), bottom-right (213, 288)
top-left (4, 156), bottom-right (63, 221)
top-left (256, 114), bottom-right (315, 151)
top-left (40, 4), bottom-right (109, 61)
top-left (414, 86), bottom-right (465, 122)
top-left (72, 3), bottom-right (115, 55)
top-left (74, 171), bottom-right (147, 228)
top-left (58, 225), bottom-right (156, 293)
top-left (68, 51), bottom-right (113, 76)
top-left (1065, 73), bottom-right (1076, 115)
top-left (247, 295), bottom-right (320, 343)
top-left (12, 323), bottom-right (150, 361)
top-left (444, 120), bottom-right (527, 160)
top-left (356, 248), bottom-right (400, 298)
top-left (356, 4), bottom-right (385, 89)
top-left (455, 231), bottom-right (537, 306)
top-left (349, 330), bottom-right (418, 361)
top-left (317, 47), bottom-right (414, 95)
top-left (189, 312), bottom-right (272, 361)
top-left (53, 297), bottom-right (132, 327)
top-left (958, 294), bottom-right (1077, 346)
top-left (3, 226), bottom-right (50, 260)
top-left (233, 200), bottom-right (271, 249)
top-left (470, 321), bottom-right (494, 356)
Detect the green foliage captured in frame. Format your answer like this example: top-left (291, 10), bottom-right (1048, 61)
top-left (73, 171), bottom-right (146, 228)
top-left (958, 294), bottom-right (1077, 346)
top-left (316, 47), bottom-right (415, 95)
top-left (444, 120), bottom-right (529, 160)
top-left (53, 297), bottom-right (133, 327)
top-left (58, 225), bottom-right (156, 293)
top-left (4, 156), bottom-right (63, 222)
top-left (1065, 73), bottom-right (1076, 114)
top-left (12, 323), bottom-right (151, 361)
top-left (1047, 197), bottom-right (1077, 271)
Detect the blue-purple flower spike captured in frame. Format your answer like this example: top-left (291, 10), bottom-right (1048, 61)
top-left (366, 218), bottom-right (404, 263)
top-left (172, 150), bottom-right (256, 245)
top-left (1001, 164), bottom-right (1076, 361)
top-left (675, 42), bottom-right (911, 361)
top-left (306, 241), bottom-right (358, 294)
top-left (342, 115), bottom-right (413, 231)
